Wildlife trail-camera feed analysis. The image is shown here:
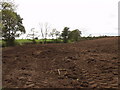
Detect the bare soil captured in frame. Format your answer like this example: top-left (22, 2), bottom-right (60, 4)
top-left (2, 37), bottom-right (119, 88)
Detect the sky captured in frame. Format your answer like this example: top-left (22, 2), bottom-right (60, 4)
top-left (13, 0), bottom-right (119, 39)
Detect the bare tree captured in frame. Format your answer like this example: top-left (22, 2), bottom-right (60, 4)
top-left (39, 23), bottom-right (44, 44)
top-left (26, 28), bottom-right (38, 43)
top-left (55, 30), bottom-right (60, 42)
top-left (55, 31), bottom-right (60, 39)
top-left (49, 28), bottom-right (56, 40)
top-left (49, 28), bottom-right (60, 42)
top-left (44, 23), bottom-right (49, 43)
top-left (39, 22), bottom-right (50, 44)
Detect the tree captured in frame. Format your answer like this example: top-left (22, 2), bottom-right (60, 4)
top-left (39, 23), bottom-right (50, 44)
top-left (55, 30), bottom-right (60, 42)
top-left (49, 28), bottom-right (56, 40)
top-left (49, 28), bottom-right (60, 42)
top-left (26, 28), bottom-right (38, 43)
top-left (44, 23), bottom-right (49, 43)
top-left (1, 1), bottom-right (25, 46)
top-left (61, 27), bottom-right (70, 43)
top-left (39, 23), bottom-right (44, 44)
top-left (68, 29), bottom-right (81, 42)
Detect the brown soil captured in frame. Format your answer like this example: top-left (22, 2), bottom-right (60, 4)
top-left (2, 37), bottom-right (119, 88)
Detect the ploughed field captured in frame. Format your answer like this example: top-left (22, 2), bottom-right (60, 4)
top-left (2, 37), bottom-right (119, 88)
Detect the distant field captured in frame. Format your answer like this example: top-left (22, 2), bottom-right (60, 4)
top-left (0, 39), bottom-right (63, 47)
top-left (16, 39), bottom-right (63, 44)
top-left (0, 36), bottom-right (114, 47)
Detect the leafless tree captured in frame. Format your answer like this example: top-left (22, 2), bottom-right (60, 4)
top-left (39, 22), bottom-right (50, 44)
top-left (49, 28), bottom-right (56, 39)
top-left (26, 28), bottom-right (38, 43)
top-left (49, 28), bottom-right (60, 42)
top-left (44, 23), bottom-right (49, 43)
top-left (39, 23), bottom-right (44, 44)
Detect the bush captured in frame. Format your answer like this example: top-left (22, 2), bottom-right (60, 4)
top-left (2, 41), bottom-right (6, 47)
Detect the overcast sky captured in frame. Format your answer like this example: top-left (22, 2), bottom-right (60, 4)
top-left (14, 0), bottom-right (119, 38)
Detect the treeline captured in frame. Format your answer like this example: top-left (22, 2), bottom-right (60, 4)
top-left (0, 1), bottom-right (110, 47)
top-left (0, 1), bottom-right (82, 46)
